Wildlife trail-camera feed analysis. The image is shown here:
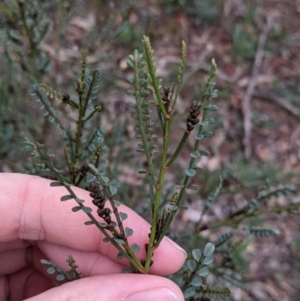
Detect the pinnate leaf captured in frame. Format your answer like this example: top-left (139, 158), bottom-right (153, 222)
top-left (185, 169), bottom-right (196, 177)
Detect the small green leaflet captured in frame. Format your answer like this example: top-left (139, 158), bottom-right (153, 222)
top-left (60, 195), bottom-right (73, 201)
top-left (47, 267), bottom-right (55, 274)
top-left (82, 206), bottom-right (92, 213)
top-left (125, 227), bottom-right (133, 237)
top-left (114, 238), bottom-right (125, 244)
top-left (204, 242), bottom-right (215, 256)
top-left (192, 249), bottom-right (201, 261)
top-left (187, 259), bottom-right (196, 272)
top-left (109, 185), bottom-right (118, 196)
top-left (203, 255), bottom-right (213, 265)
top-left (119, 212), bottom-right (128, 221)
top-left (197, 267), bottom-right (209, 277)
top-left (131, 243), bottom-right (140, 253)
top-left (184, 287), bottom-right (195, 298)
top-left (56, 274), bottom-right (65, 281)
top-left (191, 276), bottom-right (202, 287)
top-left (50, 181), bottom-right (63, 187)
top-left (185, 169), bottom-right (196, 177)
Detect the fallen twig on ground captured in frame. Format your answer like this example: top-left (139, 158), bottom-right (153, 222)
top-left (253, 92), bottom-right (300, 119)
top-left (242, 15), bottom-right (274, 158)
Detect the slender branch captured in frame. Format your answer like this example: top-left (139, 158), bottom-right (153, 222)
top-left (156, 60), bottom-right (217, 245)
top-left (253, 92), bottom-right (300, 118)
top-left (167, 60), bottom-right (217, 168)
top-left (132, 50), bottom-right (156, 185)
top-left (36, 149), bottom-right (144, 273)
top-left (34, 88), bottom-right (74, 142)
top-left (18, 0), bottom-right (39, 80)
top-left (144, 119), bottom-right (170, 272)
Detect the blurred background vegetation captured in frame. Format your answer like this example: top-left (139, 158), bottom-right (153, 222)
top-left (0, 0), bottom-right (299, 300)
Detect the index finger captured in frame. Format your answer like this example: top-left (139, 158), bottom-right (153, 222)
top-left (0, 173), bottom-right (186, 275)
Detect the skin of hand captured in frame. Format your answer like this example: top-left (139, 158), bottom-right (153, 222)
top-left (0, 173), bottom-right (187, 301)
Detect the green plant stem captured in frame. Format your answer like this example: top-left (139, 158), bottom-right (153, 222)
top-left (63, 146), bottom-right (73, 183)
top-left (158, 127), bottom-right (205, 242)
top-left (156, 61), bottom-right (217, 245)
top-left (75, 125), bottom-right (82, 159)
top-left (132, 51), bottom-right (156, 184)
top-left (75, 107), bottom-right (85, 160)
top-left (167, 59), bottom-right (217, 168)
top-left (172, 84), bottom-right (181, 113)
top-left (144, 119), bottom-right (171, 272)
top-left (142, 38), bottom-right (174, 272)
top-left (82, 70), bottom-right (98, 113)
top-left (167, 132), bottom-right (189, 167)
top-left (18, 0), bottom-right (39, 80)
top-left (74, 50), bottom-right (89, 160)
top-left (35, 87), bottom-right (74, 143)
top-left (142, 36), bottom-right (167, 117)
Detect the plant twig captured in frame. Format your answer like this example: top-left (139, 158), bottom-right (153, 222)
top-left (253, 92), bottom-right (300, 118)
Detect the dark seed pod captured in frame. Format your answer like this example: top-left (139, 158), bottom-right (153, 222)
top-left (92, 199), bottom-right (101, 206)
top-left (118, 233), bottom-right (126, 240)
top-left (186, 101), bottom-right (200, 134)
top-left (97, 208), bottom-right (104, 217)
top-left (80, 164), bottom-right (89, 175)
top-left (88, 182), bottom-right (98, 192)
top-left (104, 215), bottom-right (112, 224)
top-left (98, 202), bottom-right (105, 210)
top-left (62, 94), bottom-right (71, 104)
top-left (103, 208), bottom-right (111, 216)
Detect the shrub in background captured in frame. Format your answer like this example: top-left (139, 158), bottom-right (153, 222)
top-left (1, 1), bottom-right (299, 300)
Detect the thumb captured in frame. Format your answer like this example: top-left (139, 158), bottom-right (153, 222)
top-left (25, 274), bottom-right (184, 301)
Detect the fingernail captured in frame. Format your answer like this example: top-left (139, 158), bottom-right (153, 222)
top-left (165, 236), bottom-right (187, 259)
top-left (125, 288), bottom-right (181, 301)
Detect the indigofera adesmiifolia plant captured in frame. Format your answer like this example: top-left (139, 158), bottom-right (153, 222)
top-left (22, 36), bottom-right (233, 299)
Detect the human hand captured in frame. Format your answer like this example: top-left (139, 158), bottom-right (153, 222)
top-left (0, 173), bottom-right (186, 301)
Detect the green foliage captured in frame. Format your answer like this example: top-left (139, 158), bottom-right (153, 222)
top-left (0, 0), bottom-right (149, 169)
top-left (0, 0), bottom-right (51, 81)
top-left (21, 37), bottom-right (230, 294)
top-left (172, 243), bottom-right (231, 300)
top-left (2, 2), bottom-right (298, 297)
top-left (40, 255), bottom-right (80, 282)
top-left (20, 35), bottom-right (299, 298)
